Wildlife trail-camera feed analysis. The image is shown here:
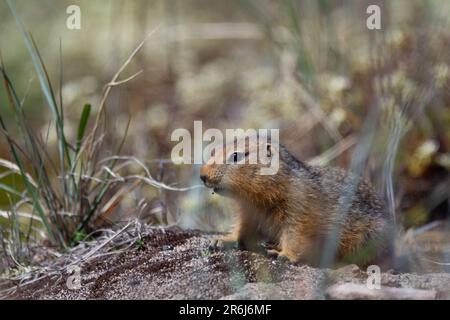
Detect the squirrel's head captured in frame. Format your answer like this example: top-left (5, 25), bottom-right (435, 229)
top-left (199, 135), bottom-right (279, 199)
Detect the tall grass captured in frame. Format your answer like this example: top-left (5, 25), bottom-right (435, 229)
top-left (0, 1), bottom-right (161, 270)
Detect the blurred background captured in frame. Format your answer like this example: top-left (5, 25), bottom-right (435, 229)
top-left (0, 0), bottom-right (449, 268)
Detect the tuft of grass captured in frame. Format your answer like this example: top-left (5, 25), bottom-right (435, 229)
top-left (0, 4), bottom-right (189, 276)
top-left (0, 1), bottom-right (168, 272)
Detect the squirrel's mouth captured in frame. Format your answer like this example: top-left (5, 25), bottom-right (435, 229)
top-left (203, 179), bottom-right (223, 191)
top-left (211, 185), bottom-right (230, 195)
top-left (202, 179), bottom-right (228, 195)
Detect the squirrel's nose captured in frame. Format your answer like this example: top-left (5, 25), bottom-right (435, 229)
top-left (200, 175), bottom-right (207, 183)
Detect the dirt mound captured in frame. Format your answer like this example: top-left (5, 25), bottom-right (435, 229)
top-left (5, 227), bottom-right (450, 299)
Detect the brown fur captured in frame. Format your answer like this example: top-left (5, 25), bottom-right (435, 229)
top-left (200, 137), bottom-right (393, 267)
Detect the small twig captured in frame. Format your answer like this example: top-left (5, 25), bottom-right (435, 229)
top-left (106, 70), bottom-right (143, 87)
top-left (85, 26), bottom-right (160, 156)
top-left (80, 221), bottom-right (131, 261)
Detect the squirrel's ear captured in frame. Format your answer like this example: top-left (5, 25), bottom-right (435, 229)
top-left (266, 144), bottom-right (272, 157)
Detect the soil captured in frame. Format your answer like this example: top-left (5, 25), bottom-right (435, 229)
top-left (5, 226), bottom-right (450, 300)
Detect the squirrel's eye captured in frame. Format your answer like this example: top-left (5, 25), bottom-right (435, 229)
top-left (229, 152), bottom-right (244, 164)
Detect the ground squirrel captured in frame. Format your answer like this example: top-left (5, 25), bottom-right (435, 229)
top-left (200, 135), bottom-right (393, 267)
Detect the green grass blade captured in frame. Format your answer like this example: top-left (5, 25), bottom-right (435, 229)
top-left (6, 0), bottom-right (59, 121)
top-left (0, 182), bottom-right (23, 198)
top-left (6, 0), bottom-right (72, 177)
top-left (0, 114), bottom-right (57, 245)
top-left (76, 104), bottom-right (91, 155)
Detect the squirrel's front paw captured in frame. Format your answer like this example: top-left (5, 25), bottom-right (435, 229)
top-left (261, 241), bottom-right (279, 250)
top-left (209, 238), bottom-right (238, 251)
top-left (266, 249), bottom-right (281, 259)
top-left (266, 249), bottom-right (297, 263)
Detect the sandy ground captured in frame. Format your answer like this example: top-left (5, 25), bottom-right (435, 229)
top-left (5, 227), bottom-right (450, 300)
